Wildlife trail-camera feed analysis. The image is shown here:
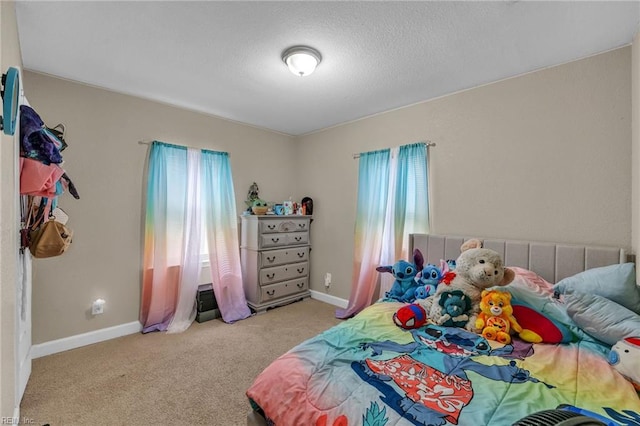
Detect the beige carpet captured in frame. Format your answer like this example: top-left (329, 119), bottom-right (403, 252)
top-left (20, 298), bottom-right (343, 426)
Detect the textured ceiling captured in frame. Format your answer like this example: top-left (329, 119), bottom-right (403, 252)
top-left (14, 1), bottom-right (640, 136)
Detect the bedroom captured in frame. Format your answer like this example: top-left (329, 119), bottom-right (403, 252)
top-left (1, 0), bottom-right (640, 424)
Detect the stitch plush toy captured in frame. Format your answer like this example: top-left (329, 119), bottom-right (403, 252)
top-left (437, 289), bottom-right (472, 327)
top-left (417, 240), bottom-right (515, 332)
top-left (377, 249), bottom-right (424, 303)
top-left (475, 289), bottom-right (522, 344)
top-left (415, 263), bottom-right (443, 300)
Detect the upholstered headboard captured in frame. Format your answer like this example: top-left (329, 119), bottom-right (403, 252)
top-left (409, 234), bottom-right (629, 284)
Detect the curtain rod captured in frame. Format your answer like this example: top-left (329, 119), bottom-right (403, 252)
top-left (138, 140), bottom-right (230, 155)
top-left (352, 141), bottom-right (435, 159)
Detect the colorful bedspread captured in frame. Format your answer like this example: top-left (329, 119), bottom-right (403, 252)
top-left (247, 300), bottom-right (640, 426)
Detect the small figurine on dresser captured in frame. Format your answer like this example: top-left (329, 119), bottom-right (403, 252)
top-left (245, 182), bottom-right (260, 213)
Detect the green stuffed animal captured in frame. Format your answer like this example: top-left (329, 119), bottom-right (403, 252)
top-left (437, 289), bottom-right (472, 327)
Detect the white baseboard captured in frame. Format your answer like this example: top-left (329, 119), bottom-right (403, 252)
top-left (30, 295), bottom-right (347, 359)
top-left (31, 321), bottom-right (142, 359)
top-left (310, 290), bottom-right (348, 308)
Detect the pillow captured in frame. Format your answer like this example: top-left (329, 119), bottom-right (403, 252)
top-left (553, 263), bottom-right (640, 315)
top-left (508, 267), bottom-right (555, 298)
top-left (565, 291), bottom-right (640, 346)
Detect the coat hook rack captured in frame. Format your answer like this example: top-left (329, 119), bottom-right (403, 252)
top-left (1, 67), bottom-right (20, 136)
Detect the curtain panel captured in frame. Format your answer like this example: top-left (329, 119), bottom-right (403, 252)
top-left (140, 141), bottom-right (250, 333)
top-left (336, 142), bottom-right (429, 319)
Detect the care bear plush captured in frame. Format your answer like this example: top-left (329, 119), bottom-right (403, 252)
top-left (476, 289), bottom-right (522, 344)
top-left (418, 240), bottom-right (515, 332)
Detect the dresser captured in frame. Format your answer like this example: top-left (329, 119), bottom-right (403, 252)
top-left (240, 215), bottom-right (312, 313)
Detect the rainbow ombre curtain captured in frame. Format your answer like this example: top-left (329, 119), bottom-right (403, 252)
top-left (140, 141), bottom-right (250, 333)
top-left (336, 143), bottom-right (429, 319)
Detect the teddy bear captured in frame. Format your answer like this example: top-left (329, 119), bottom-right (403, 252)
top-left (475, 289), bottom-right (522, 344)
top-left (417, 240), bottom-right (515, 332)
top-left (437, 289), bottom-right (472, 327)
top-left (377, 249), bottom-right (424, 303)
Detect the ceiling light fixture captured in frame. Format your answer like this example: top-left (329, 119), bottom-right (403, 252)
top-left (282, 46), bottom-right (322, 77)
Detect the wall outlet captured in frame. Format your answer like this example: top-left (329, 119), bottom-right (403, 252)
top-left (92, 299), bottom-right (105, 315)
top-left (324, 273), bottom-right (332, 287)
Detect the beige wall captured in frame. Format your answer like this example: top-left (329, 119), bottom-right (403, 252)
top-left (0, 1), bottom-right (22, 418)
top-left (298, 47), bottom-right (632, 301)
top-left (22, 72), bottom-right (297, 343)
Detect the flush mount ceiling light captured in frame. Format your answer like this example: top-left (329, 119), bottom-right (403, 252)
top-left (282, 46), bottom-right (322, 77)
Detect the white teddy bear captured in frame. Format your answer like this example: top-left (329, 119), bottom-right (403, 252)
top-left (417, 239), bottom-right (515, 332)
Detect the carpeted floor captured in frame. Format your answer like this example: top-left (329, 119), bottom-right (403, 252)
top-left (20, 298), bottom-right (343, 426)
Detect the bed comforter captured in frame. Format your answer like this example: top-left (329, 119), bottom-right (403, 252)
top-left (247, 278), bottom-right (640, 425)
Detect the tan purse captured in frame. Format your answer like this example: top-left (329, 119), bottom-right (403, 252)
top-left (29, 218), bottom-right (73, 258)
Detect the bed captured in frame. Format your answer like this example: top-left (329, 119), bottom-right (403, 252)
top-left (246, 234), bottom-right (640, 425)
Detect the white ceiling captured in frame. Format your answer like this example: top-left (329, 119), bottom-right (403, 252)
top-left (14, 1), bottom-right (640, 136)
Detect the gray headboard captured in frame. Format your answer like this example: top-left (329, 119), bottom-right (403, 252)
top-left (409, 234), bottom-right (629, 284)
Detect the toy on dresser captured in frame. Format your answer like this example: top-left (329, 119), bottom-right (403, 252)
top-left (417, 239), bottom-right (515, 332)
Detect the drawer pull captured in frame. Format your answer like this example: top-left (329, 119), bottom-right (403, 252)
top-left (266, 256), bottom-right (276, 263)
top-left (294, 236), bottom-right (302, 242)
top-left (267, 224), bottom-right (276, 230)
top-left (297, 252), bottom-right (305, 258)
top-left (297, 282), bottom-right (304, 289)
top-left (266, 290), bottom-right (276, 296)
top-left (297, 267), bottom-right (305, 274)
top-left (271, 237), bottom-right (280, 243)
top-left (266, 273), bottom-right (275, 279)
top-left (298, 223), bottom-right (306, 229)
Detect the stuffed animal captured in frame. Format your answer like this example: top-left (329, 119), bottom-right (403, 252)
top-left (415, 259), bottom-right (458, 301)
top-left (393, 303), bottom-right (427, 329)
top-left (475, 289), bottom-right (522, 344)
top-left (511, 299), bottom-right (572, 344)
top-left (414, 285), bottom-right (432, 300)
top-left (437, 289), bottom-right (472, 327)
top-left (608, 336), bottom-right (640, 391)
top-left (417, 241), bottom-right (515, 332)
top-left (377, 249), bottom-right (424, 303)
top-left (460, 238), bottom-right (483, 252)
top-left (415, 263), bottom-right (443, 299)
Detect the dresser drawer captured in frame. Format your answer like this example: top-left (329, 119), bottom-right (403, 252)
top-left (260, 261), bottom-right (309, 285)
top-left (259, 278), bottom-right (309, 302)
top-left (260, 231), bottom-right (309, 248)
top-left (260, 218), bottom-right (310, 234)
top-left (260, 247), bottom-right (309, 268)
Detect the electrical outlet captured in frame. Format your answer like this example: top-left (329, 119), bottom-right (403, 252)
top-left (324, 273), bottom-right (332, 287)
top-left (92, 299), bottom-right (105, 315)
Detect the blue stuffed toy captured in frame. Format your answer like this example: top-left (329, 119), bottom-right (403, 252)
top-left (377, 249), bottom-right (424, 303)
top-left (415, 259), bottom-right (457, 300)
top-left (415, 263), bottom-right (443, 299)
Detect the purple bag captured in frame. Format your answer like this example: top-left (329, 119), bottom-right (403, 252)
top-left (20, 105), bottom-right (64, 165)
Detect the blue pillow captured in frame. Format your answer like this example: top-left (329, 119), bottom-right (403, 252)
top-left (564, 292), bottom-right (640, 345)
top-left (553, 263), bottom-right (640, 315)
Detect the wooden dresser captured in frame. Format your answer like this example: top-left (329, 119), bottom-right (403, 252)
top-left (240, 215), bottom-right (312, 313)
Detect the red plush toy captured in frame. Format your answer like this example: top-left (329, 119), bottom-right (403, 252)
top-left (511, 299), bottom-right (572, 344)
top-left (393, 304), bottom-right (427, 329)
